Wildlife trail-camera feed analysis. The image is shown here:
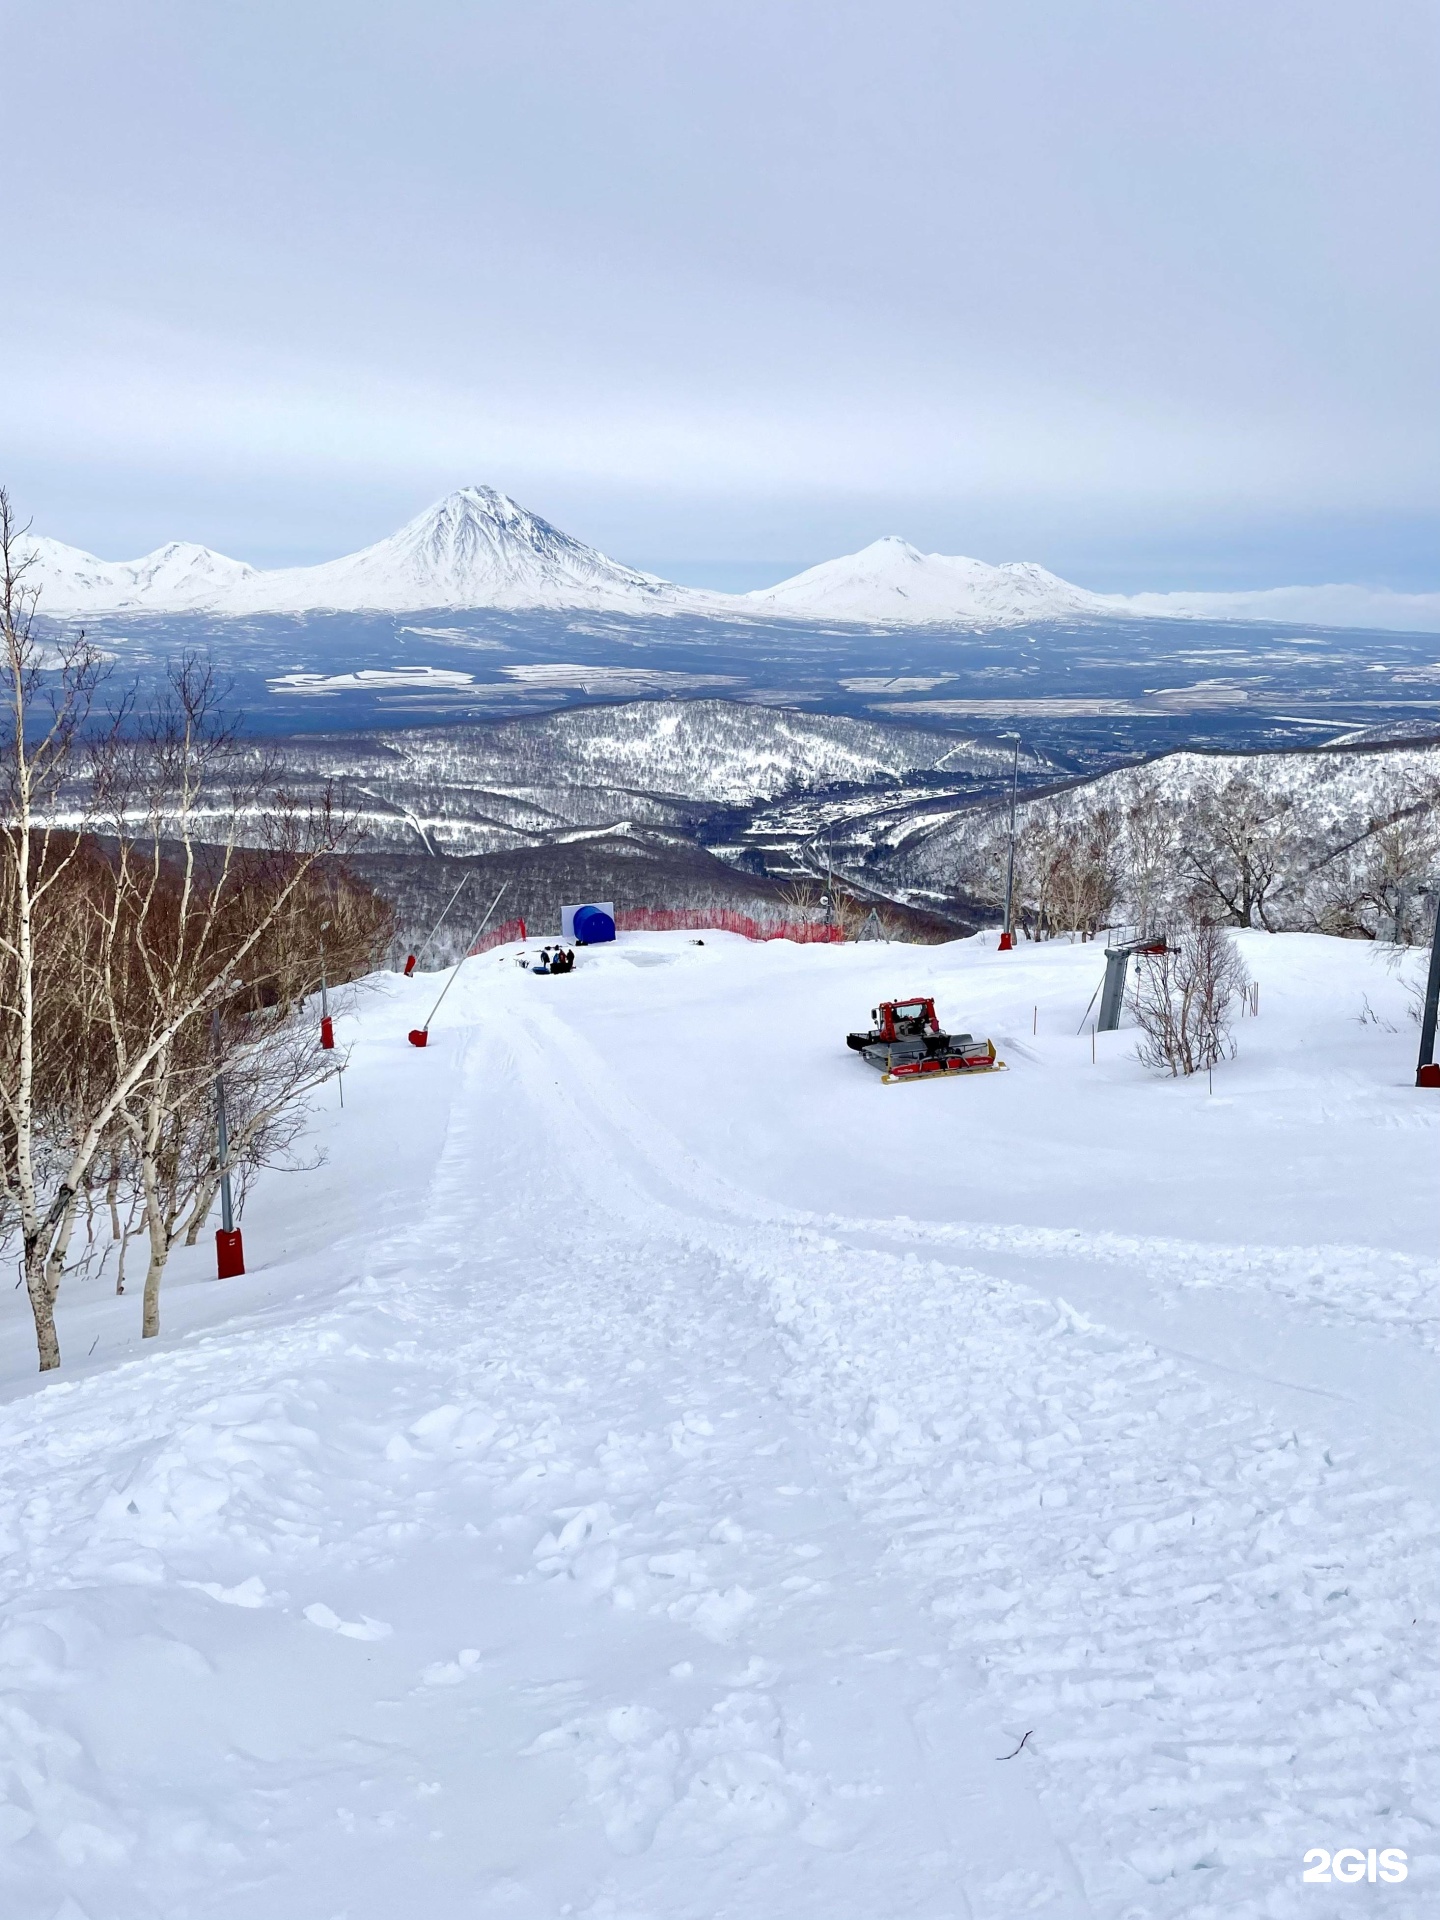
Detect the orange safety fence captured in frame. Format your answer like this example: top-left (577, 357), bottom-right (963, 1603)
top-left (469, 915), bottom-right (528, 956)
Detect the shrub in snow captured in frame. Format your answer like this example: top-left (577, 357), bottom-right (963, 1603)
top-left (1130, 923), bottom-right (1250, 1077)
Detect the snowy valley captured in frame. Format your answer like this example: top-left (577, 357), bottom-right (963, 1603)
top-left (214, 700), bottom-right (1440, 952)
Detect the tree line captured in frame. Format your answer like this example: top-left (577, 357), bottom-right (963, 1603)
top-left (956, 758), bottom-right (1440, 944)
top-left (0, 491), bottom-right (393, 1372)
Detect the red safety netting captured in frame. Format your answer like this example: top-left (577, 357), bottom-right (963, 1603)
top-left (613, 906), bottom-right (844, 944)
top-left (469, 915), bottom-right (528, 956)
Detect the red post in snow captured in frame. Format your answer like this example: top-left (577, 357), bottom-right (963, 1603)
top-left (518, 917), bottom-right (526, 941)
top-left (403, 954), bottom-right (417, 977)
top-left (216, 1228), bottom-right (245, 1278)
top-left (320, 1015), bottom-right (335, 1050)
top-left (213, 1046), bottom-right (244, 1277)
top-left (408, 1028), bottom-right (429, 1048)
top-left (997, 930), bottom-right (1014, 952)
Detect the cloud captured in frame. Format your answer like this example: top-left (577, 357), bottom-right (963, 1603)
top-left (5, 2), bottom-right (1438, 580)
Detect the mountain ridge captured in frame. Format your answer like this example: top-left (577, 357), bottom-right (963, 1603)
top-left (19, 487), bottom-right (1440, 632)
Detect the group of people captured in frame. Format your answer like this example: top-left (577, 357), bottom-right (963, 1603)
top-left (531, 946), bottom-right (576, 975)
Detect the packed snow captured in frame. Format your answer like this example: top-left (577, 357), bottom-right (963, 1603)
top-left (20, 489), bottom-right (1440, 632)
top-left (2, 926), bottom-right (1435, 1917)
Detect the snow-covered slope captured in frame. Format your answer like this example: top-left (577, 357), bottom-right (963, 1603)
top-left (271, 701), bottom-right (1025, 867)
top-left (746, 536), bottom-right (1107, 626)
top-left (22, 488), bottom-right (701, 617)
top-left (440, 697), bottom-right (1020, 801)
top-left (748, 541), bottom-right (1440, 632)
top-left (1, 930), bottom-right (1436, 1916)
top-left (883, 735), bottom-right (1440, 932)
top-left (20, 535), bottom-right (260, 613)
top-left (229, 486), bottom-right (688, 614)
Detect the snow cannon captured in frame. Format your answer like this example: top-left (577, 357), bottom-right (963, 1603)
top-left (563, 901), bottom-right (616, 946)
top-left (846, 997), bottom-right (1005, 1085)
top-left (408, 1028), bottom-right (429, 1048)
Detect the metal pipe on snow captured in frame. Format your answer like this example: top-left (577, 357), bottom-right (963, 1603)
top-left (409, 873), bottom-right (470, 975)
top-left (410, 882), bottom-right (510, 1044)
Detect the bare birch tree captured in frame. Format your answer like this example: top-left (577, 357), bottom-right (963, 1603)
top-left (0, 522), bottom-right (349, 1369)
top-left (1131, 923), bottom-right (1250, 1076)
top-left (0, 490), bottom-right (109, 1369)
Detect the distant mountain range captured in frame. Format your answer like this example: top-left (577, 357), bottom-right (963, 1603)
top-left (20, 485), bottom-right (1440, 632)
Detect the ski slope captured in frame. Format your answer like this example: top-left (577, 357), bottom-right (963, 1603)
top-left (1, 930), bottom-right (1436, 1918)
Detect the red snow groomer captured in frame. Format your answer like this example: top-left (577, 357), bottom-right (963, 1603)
top-left (846, 996), bottom-right (1004, 1085)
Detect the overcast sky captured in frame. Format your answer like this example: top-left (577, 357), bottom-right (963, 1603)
top-left (5, 1), bottom-right (1438, 588)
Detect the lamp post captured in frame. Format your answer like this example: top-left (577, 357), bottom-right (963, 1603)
top-left (998, 735), bottom-right (1020, 951)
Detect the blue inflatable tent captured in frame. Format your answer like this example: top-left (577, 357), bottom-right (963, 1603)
top-left (565, 902), bottom-right (616, 945)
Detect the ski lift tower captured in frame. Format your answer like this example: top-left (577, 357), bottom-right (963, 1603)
top-left (1097, 935), bottom-right (1168, 1032)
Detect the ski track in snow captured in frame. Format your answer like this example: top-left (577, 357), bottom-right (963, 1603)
top-left (0, 970), bottom-right (1435, 1915)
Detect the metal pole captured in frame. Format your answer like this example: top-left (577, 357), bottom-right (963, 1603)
top-left (412, 873), bottom-right (470, 970)
top-left (216, 1069), bottom-right (234, 1233)
top-left (1000, 736), bottom-right (1020, 950)
top-left (1097, 948), bottom-right (1129, 1032)
top-left (410, 881), bottom-right (510, 1044)
top-left (1416, 894), bottom-right (1440, 1083)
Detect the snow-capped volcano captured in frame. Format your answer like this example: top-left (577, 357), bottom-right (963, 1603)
top-left (232, 487), bottom-right (686, 614)
top-left (745, 536), bottom-right (1107, 626)
top-left (21, 488), bottom-right (698, 617)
